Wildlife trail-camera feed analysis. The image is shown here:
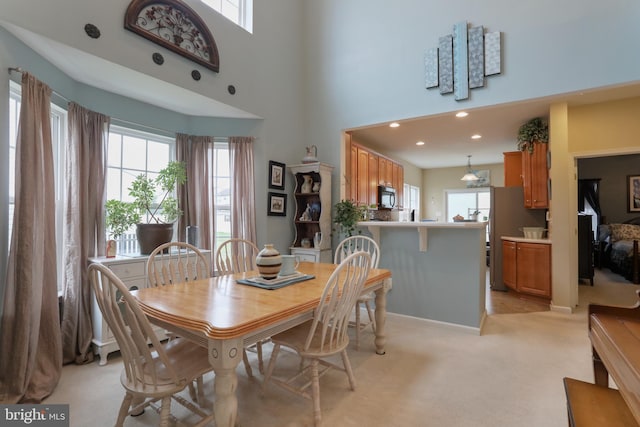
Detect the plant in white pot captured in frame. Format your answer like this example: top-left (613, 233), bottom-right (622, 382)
top-left (105, 161), bottom-right (187, 254)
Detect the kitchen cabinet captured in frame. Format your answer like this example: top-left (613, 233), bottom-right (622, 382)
top-left (502, 239), bottom-right (551, 298)
top-left (368, 152), bottom-right (378, 206)
top-left (289, 162), bottom-right (334, 263)
top-left (521, 143), bottom-right (549, 208)
top-left (89, 250), bottom-right (211, 365)
top-left (503, 151), bottom-right (522, 187)
top-left (356, 146), bottom-right (370, 206)
top-left (346, 138), bottom-right (404, 208)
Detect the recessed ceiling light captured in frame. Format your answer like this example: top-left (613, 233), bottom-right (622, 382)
top-left (455, 111), bottom-right (468, 118)
top-left (416, 141), bottom-right (425, 146)
top-left (389, 122), bottom-right (400, 128)
top-left (471, 134), bottom-right (482, 140)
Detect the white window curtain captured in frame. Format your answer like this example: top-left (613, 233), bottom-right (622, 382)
top-left (0, 73), bottom-right (61, 402)
top-left (60, 102), bottom-right (110, 365)
top-left (229, 136), bottom-right (256, 243)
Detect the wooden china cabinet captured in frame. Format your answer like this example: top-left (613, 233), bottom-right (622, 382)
top-left (288, 162), bottom-right (333, 263)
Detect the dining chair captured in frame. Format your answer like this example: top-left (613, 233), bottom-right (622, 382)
top-left (262, 251), bottom-right (372, 426)
top-left (215, 238), bottom-right (265, 374)
top-left (334, 235), bottom-right (380, 350)
top-left (88, 263), bottom-right (214, 427)
top-left (147, 241), bottom-right (210, 287)
top-left (215, 238), bottom-right (259, 275)
top-left (147, 241), bottom-right (254, 383)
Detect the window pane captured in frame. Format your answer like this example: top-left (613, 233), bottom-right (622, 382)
top-left (147, 141), bottom-right (170, 171)
top-left (121, 169), bottom-right (139, 203)
top-left (122, 135), bottom-right (147, 170)
top-left (108, 134), bottom-right (122, 167)
top-left (447, 193), bottom-right (476, 221)
top-left (106, 167), bottom-right (122, 201)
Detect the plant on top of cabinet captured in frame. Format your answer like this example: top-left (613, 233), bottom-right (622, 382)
top-left (517, 117), bottom-right (549, 153)
top-left (333, 199), bottom-right (366, 238)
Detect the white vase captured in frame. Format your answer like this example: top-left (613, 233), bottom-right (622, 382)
top-left (300, 175), bottom-right (313, 193)
top-left (255, 244), bottom-right (282, 279)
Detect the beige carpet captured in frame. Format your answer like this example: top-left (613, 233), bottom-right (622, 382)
top-left (44, 269), bottom-right (640, 426)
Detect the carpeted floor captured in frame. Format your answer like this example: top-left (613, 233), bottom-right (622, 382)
top-left (44, 268), bottom-right (640, 426)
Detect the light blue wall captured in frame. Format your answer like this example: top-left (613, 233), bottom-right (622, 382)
top-left (1, 0), bottom-right (640, 316)
top-left (0, 0), bottom-right (307, 313)
top-left (304, 0), bottom-right (640, 172)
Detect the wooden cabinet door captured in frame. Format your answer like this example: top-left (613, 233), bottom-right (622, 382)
top-left (349, 142), bottom-right (358, 202)
top-left (502, 240), bottom-right (517, 290)
top-left (503, 151), bottom-right (522, 187)
top-left (368, 152), bottom-right (379, 206)
top-left (522, 143), bottom-right (548, 208)
top-left (378, 157), bottom-right (388, 186)
top-left (356, 147), bottom-right (369, 206)
top-left (516, 242), bottom-right (551, 297)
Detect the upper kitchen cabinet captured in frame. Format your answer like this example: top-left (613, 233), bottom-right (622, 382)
top-left (346, 137), bottom-right (404, 208)
top-left (503, 151), bottom-right (523, 187)
top-left (521, 143), bottom-right (549, 209)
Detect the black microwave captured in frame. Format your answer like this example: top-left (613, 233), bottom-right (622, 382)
top-left (377, 185), bottom-right (396, 210)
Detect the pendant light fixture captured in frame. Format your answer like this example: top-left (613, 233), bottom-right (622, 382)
top-left (460, 155), bottom-right (479, 181)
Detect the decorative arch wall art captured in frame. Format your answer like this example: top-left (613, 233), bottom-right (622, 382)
top-left (125, 0), bottom-right (220, 72)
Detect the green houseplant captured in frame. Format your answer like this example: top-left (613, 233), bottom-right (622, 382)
top-left (333, 199), bottom-right (366, 238)
top-left (517, 117), bottom-right (549, 153)
top-left (105, 161), bottom-right (187, 254)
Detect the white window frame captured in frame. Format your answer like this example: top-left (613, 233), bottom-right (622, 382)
top-left (211, 140), bottom-right (232, 254)
top-left (199, 0), bottom-right (253, 33)
top-left (107, 125), bottom-right (176, 253)
top-left (403, 183), bottom-right (420, 221)
top-left (445, 188), bottom-right (490, 241)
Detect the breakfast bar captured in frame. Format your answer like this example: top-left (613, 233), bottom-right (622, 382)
top-left (358, 221), bottom-right (487, 332)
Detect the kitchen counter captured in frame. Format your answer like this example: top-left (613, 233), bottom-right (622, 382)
top-left (501, 236), bottom-right (552, 244)
top-left (360, 220), bottom-right (486, 252)
top-left (356, 220), bottom-right (487, 332)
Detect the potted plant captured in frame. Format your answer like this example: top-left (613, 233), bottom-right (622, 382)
top-left (517, 117), bottom-right (549, 153)
top-left (105, 161), bottom-right (187, 254)
top-left (333, 199), bottom-right (366, 238)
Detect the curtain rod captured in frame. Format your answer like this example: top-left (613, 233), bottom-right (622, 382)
top-left (8, 66), bottom-right (71, 103)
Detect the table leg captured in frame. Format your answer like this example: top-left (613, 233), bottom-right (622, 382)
top-left (209, 338), bottom-right (243, 427)
top-left (592, 348), bottom-right (609, 387)
top-left (374, 278), bottom-right (392, 355)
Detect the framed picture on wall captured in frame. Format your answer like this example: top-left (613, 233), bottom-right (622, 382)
top-left (269, 161), bottom-right (285, 190)
top-left (628, 175), bottom-right (640, 212)
top-left (268, 192), bottom-right (287, 216)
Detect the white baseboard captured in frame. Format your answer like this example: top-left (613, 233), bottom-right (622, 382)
top-left (387, 312), bottom-right (482, 335)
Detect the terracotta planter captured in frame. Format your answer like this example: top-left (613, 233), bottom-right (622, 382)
top-left (136, 223), bottom-right (174, 255)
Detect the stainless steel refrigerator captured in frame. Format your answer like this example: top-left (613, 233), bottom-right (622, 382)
top-left (489, 186), bottom-right (546, 291)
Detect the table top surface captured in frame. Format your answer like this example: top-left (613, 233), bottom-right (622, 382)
top-left (133, 261), bottom-right (391, 340)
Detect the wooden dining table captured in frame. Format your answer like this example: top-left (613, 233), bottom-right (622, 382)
top-left (132, 261), bottom-right (392, 427)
